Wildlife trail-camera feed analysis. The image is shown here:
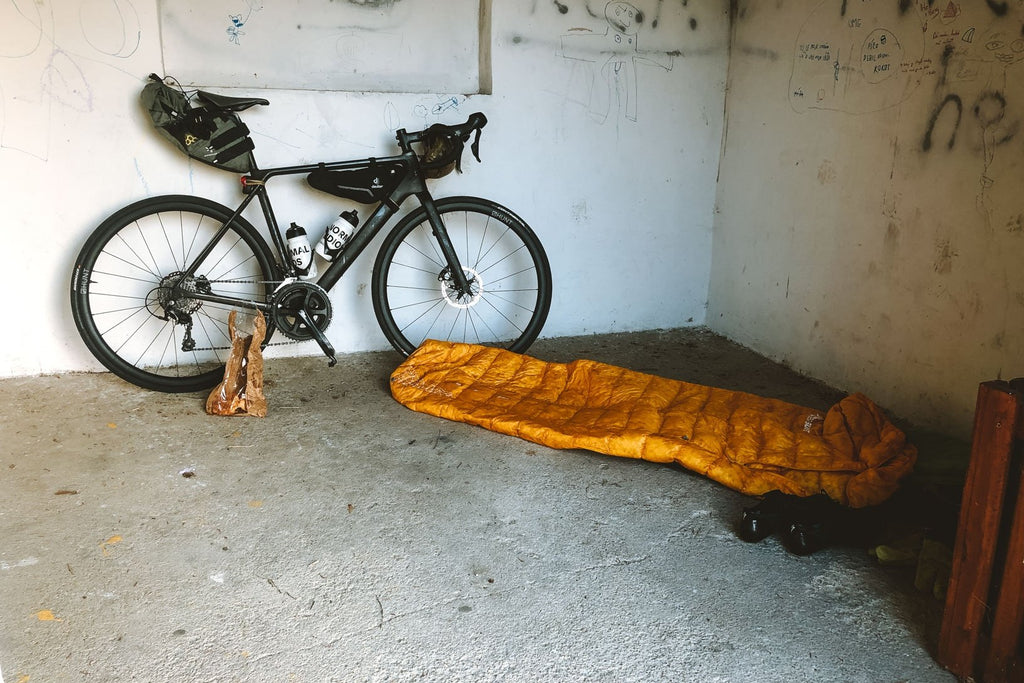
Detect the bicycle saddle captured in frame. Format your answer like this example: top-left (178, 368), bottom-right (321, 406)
top-left (195, 90), bottom-right (269, 112)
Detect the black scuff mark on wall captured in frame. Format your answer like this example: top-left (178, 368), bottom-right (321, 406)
top-left (938, 44), bottom-right (954, 87)
top-left (738, 44), bottom-right (779, 60)
top-left (974, 90), bottom-right (1007, 128)
top-left (341, 0), bottom-right (405, 6)
top-left (922, 94), bottom-right (963, 151)
top-left (985, 0), bottom-right (1009, 17)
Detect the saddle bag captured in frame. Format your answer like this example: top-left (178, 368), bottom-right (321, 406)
top-left (306, 161), bottom-right (404, 204)
top-left (141, 75), bottom-right (256, 173)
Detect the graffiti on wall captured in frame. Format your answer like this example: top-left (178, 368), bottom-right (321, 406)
top-left (788, 0), bottom-right (928, 114)
top-left (919, 5), bottom-right (1024, 222)
top-left (160, 0), bottom-right (478, 93)
top-left (561, 2), bottom-right (674, 122)
top-left (555, 1), bottom-right (691, 124)
top-left (225, 0), bottom-right (264, 45)
top-left (789, 0), bottom-right (1024, 232)
top-left (0, 0), bottom-right (141, 161)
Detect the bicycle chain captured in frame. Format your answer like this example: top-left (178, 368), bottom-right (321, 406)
top-left (183, 277), bottom-right (309, 352)
top-left (190, 337), bottom-right (306, 352)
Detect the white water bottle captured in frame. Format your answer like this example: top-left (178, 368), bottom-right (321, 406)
top-left (315, 210), bottom-right (359, 262)
top-left (286, 222), bottom-right (317, 279)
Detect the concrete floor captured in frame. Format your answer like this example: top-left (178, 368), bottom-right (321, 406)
top-left (0, 328), bottom-right (967, 682)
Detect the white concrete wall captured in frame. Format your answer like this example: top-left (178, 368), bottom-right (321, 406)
top-left (0, 0), bottom-right (728, 377)
top-left (709, 0), bottom-right (1024, 438)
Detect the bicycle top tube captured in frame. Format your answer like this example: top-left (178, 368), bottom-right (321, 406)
top-left (238, 150), bottom-right (430, 288)
top-left (225, 111), bottom-right (489, 287)
top-left (238, 110), bottom-right (487, 179)
top-left (244, 151), bottom-right (415, 183)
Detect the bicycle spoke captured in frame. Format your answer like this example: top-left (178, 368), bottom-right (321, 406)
top-left (104, 242), bottom-right (161, 281)
top-left (375, 202), bottom-right (550, 355)
top-left (72, 197), bottom-right (276, 391)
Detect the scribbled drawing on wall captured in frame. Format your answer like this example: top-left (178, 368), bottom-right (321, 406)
top-left (788, 0), bottom-right (927, 115)
top-left (413, 96), bottom-right (462, 121)
top-left (380, 96), bottom-right (465, 141)
top-left (383, 101), bottom-right (401, 133)
top-left (917, 6), bottom-right (1024, 230)
top-left (79, 0), bottom-right (141, 58)
top-left (226, 0), bottom-right (264, 45)
top-left (1, 0), bottom-right (44, 59)
top-left (43, 49), bottom-right (93, 112)
top-left (1, 0), bottom-right (144, 162)
top-left (560, 1), bottom-right (673, 123)
top-left (411, 95), bottom-right (465, 128)
top-left (1, 0), bottom-right (57, 160)
top-left (161, 1), bottom-right (477, 93)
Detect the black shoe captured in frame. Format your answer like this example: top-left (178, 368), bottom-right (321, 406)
top-left (781, 494), bottom-right (838, 555)
top-left (782, 519), bottom-right (828, 555)
top-left (738, 490), bottom-right (790, 542)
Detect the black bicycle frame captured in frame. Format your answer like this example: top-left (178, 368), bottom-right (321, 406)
top-left (174, 147), bottom-right (472, 312)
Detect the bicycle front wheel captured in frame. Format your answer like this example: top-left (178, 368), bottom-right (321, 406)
top-left (71, 195), bottom-right (279, 392)
top-left (372, 196), bottom-right (552, 356)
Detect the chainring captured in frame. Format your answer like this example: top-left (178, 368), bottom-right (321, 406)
top-left (270, 281), bottom-right (333, 341)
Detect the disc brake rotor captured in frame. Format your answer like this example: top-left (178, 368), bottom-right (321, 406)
top-left (440, 267), bottom-right (483, 309)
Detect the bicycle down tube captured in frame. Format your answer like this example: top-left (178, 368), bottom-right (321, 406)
top-left (174, 151), bottom-right (470, 310)
top-left (70, 103), bottom-right (552, 392)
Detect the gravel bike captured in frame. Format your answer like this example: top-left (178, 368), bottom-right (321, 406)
top-left (71, 80), bottom-right (552, 393)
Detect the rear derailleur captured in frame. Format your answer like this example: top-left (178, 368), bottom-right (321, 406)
top-left (149, 271), bottom-right (211, 352)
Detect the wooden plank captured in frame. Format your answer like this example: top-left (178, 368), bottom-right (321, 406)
top-left (938, 381), bottom-right (1021, 679)
top-left (1011, 379), bottom-right (1024, 440)
top-left (983, 388), bottom-right (1024, 683)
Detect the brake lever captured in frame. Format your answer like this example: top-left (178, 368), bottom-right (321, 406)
top-left (470, 127), bottom-right (482, 163)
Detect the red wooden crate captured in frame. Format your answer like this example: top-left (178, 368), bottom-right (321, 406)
top-left (938, 379), bottom-right (1024, 682)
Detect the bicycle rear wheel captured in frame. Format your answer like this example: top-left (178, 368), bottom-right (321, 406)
top-left (71, 195), bottom-right (279, 392)
top-left (372, 196), bottom-right (552, 356)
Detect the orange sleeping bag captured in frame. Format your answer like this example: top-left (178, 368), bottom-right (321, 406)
top-left (390, 340), bottom-right (917, 508)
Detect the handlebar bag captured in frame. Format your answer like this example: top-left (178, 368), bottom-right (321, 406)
top-left (418, 124), bottom-right (466, 179)
top-left (306, 161), bottom-right (404, 204)
top-left (141, 76), bottom-right (255, 173)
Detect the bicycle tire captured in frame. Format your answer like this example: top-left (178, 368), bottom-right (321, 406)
top-left (71, 195), bottom-right (280, 392)
top-left (372, 196), bottom-right (552, 356)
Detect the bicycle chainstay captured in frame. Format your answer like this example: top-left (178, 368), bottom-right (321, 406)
top-left (169, 276), bottom-right (303, 353)
top-left (178, 278), bottom-right (338, 367)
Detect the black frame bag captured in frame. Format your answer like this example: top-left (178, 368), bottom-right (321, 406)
top-left (306, 161), bottom-right (405, 204)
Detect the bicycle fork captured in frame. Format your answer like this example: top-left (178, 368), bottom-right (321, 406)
top-left (418, 193), bottom-right (473, 296)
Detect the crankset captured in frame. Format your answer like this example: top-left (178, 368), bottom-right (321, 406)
top-left (269, 281), bottom-right (337, 366)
